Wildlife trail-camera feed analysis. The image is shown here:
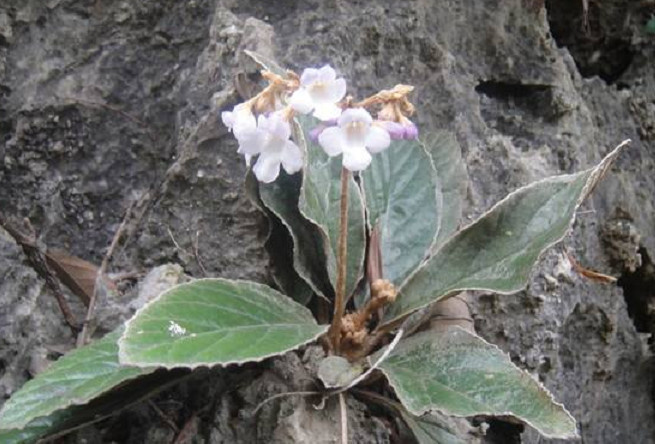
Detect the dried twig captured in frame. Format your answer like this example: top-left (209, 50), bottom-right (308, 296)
top-left (582, 0), bottom-right (590, 33)
top-left (0, 213), bottom-right (79, 334)
top-left (252, 391), bottom-right (322, 417)
top-left (172, 412), bottom-right (199, 444)
top-left (148, 400), bottom-right (180, 434)
top-left (77, 201), bottom-right (134, 347)
top-left (565, 250), bottom-right (617, 284)
top-left (339, 393), bottom-right (348, 444)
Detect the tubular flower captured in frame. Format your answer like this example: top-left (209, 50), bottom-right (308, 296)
top-left (318, 108), bottom-right (391, 171)
top-left (377, 118), bottom-right (419, 140)
top-left (236, 111), bottom-right (303, 183)
top-left (289, 65), bottom-right (346, 121)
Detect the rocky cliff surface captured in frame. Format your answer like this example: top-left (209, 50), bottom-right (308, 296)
top-left (1, 0), bottom-right (654, 442)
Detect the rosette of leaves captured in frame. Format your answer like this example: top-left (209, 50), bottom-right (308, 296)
top-left (0, 52), bottom-right (628, 443)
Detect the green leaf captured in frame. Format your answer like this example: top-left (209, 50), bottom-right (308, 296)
top-left (384, 143), bottom-right (626, 324)
top-left (317, 356), bottom-right (365, 389)
top-left (400, 410), bottom-right (466, 444)
top-left (645, 17), bottom-right (655, 34)
top-left (0, 368), bottom-right (189, 443)
top-left (245, 170), bottom-right (314, 305)
top-left (0, 329), bottom-right (153, 431)
top-left (378, 328), bottom-right (578, 439)
top-left (265, 214), bottom-right (315, 305)
top-left (361, 138), bottom-right (442, 287)
top-left (259, 169), bottom-right (334, 300)
top-left (119, 278), bottom-right (327, 368)
top-left (243, 49), bottom-right (287, 77)
top-left (297, 116), bottom-right (367, 300)
top-left (354, 390), bottom-right (465, 444)
top-left (425, 131), bottom-right (467, 249)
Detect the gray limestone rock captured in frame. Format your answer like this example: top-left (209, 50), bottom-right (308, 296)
top-left (1, 0), bottom-right (654, 442)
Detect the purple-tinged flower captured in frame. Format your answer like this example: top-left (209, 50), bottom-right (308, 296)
top-left (289, 65), bottom-right (347, 121)
top-left (318, 108), bottom-right (391, 171)
top-left (377, 119), bottom-right (419, 140)
top-left (308, 119), bottom-right (338, 143)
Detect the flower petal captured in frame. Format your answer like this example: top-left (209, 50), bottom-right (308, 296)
top-left (403, 120), bottom-right (419, 139)
top-left (237, 129), bottom-right (265, 155)
top-left (289, 88), bottom-right (314, 114)
top-left (281, 140), bottom-right (304, 174)
top-left (221, 111), bottom-right (235, 128)
top-left (328, 78), bottom-right (347, 103)
top-left (267, 112), bottom-right (291, 141)
top-left (338, 108), bottom-right (372, 127)
top-left (300, 68), bottom-right (321, 86)
top-left (377, 120), bottom-right (405, 140)
top-left (342, 146), bottom-right (372, 171)
top-left (317, 65), bottom-right (337, 83)
top-left (253, 152), bottom-right (281, 183)
top-left (365, 125), bottom-right (391, 153)
top-left (313, 103), bottom-right (342, 121)
top-left (318, 127), bottom-right (345, 157)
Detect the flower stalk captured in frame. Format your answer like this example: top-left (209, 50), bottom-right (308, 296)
top-left (329, 167), bottom-right (350, 353)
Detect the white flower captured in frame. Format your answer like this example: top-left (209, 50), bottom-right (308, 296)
top-left (318, 108), bottom-right (391, 171)
top-left (289, 65), bottom-right (347, 121)
top-left (237, 112), bottom-right (303, 183)
top-left (221, 103), bottom-right (256, 139)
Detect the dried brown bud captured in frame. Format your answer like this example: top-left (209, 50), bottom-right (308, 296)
top-left (371, 279), bottom-right (397, 305)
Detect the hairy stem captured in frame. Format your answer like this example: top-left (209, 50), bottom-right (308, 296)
top-left (329, 167), bottom-right (350, 353)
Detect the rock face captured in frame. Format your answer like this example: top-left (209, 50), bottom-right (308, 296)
top-left (1, 0), bottom-right (654, 442)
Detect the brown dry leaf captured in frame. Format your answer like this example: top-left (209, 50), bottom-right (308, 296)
top-left (566, 251), bottom-right (617, 284)
top-left (45, 249), bottom-right (116, 306)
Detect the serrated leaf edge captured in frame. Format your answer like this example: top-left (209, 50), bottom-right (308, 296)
top-left (378, 327), bottom-right (579, 440)
top-left (0, 331), bottom-right (154, 431)
top-left (118, 278), bottom-right (328, 370)
top-left (384, 141), bottom-right (628, 326)
top-left (363, 139), bottom-right (443, 276)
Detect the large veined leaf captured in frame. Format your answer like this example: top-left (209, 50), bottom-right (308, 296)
top-left (384, 143), bottom-right (625, 324)
top-left (119, 279), bottom-right (327, 368)
top-left (425, 131), bottom-right (468, 249)
top-left (259, 169), bottom-right (334, 300)
top-left (378, 328), bottom-right (578, 439)
top-left (0, 368), bottom-right (189, 443)
top-left (297, 115), bottom-right (367, 300)
top-left (0, 329), bottom-right (153, 431)
top-left (245, 171), bottom-right (314, 305)
top-left (361, 138), bottom-right (442, 287)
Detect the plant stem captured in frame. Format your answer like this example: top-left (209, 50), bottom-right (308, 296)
top-left (329, 167), bottom-right (350, 353)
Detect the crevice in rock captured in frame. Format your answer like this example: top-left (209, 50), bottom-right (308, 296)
top-left (475, 80), bottom-right (559, 146)
top-left (545, 0), bottom-right (634, 84)
top-left (478, 418), bottom-right (523, 443)
top-left (475, 80), bottom-right (555, 117)
top-left (617, 247), bottom-right (655, 339)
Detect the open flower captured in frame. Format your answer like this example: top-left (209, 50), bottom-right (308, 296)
top-left (289, 65), bottom-right (346, 121)
top-left (318, 108), bottom-right (391, 171)
top-left (236, 111), bottom-right (303, 183)
top-left (221, 103), bottom-right (256, 139)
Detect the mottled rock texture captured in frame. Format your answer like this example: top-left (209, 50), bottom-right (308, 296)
top-left (1, 0), bottom-right (654, 442)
